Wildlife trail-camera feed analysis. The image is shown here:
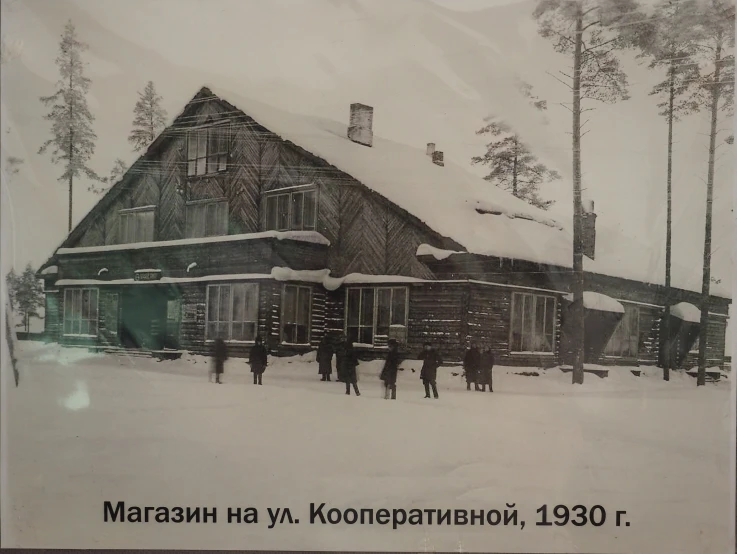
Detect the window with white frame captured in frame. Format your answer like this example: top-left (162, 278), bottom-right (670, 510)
top-left (281, 285), bottom-right (311, 344)
top-left (510, 292), bottom-right (556, 353)
top-left (186, 199), bottom-right (228, 238)
top-left (119, 207), bottom-right (155, 244)
top-left (346, 287), bottom-right (408, 346)
top-left (265, 188), bottom-right (317, 231)
top-left (206, 283), bottom-right (258, 342)
top-left (187, 125), bottom-right (229, 177)
top-left (603, 304), bottom-right (639, 358)
top-left (63, 288), bottom-right (99, 336)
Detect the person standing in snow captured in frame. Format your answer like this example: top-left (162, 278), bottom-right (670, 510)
top-left (418, 342), bottom-right (442, 399)
top-left (317, 336), bottom-right (333, 382)
top-left (335, 335), bottom-right (347, 383)
top-left (342, 339), bottom-right (360, 396)
top-left (212, 337), bottom-right (228, 384)
top-left (380, 339), bottom-right (401, 399)
top-left (249, 336), bottom-right (268, 385)
top-left (464, 344), bottom-right (481, 391)
top-left (478, 348), bottom-right (494, 393)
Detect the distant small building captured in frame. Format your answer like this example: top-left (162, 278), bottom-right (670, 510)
top-left (37, 87), bottom-right (731, 368)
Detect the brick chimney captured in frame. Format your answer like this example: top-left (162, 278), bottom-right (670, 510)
top-left (582, 200), bottom-right (596, 259)
top-left (347, 103), bottom-right (373, 147)
top-left (426, 143), bottom-right (435, 156)
top-left (432, 150), bottom-right (444, 167)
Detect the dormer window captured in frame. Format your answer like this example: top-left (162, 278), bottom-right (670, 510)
top-left (187, 124), bottom-right (229, 177)
top-left (265, 187), bottom-right (317, 231)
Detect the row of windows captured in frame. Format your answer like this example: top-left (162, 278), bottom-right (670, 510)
top-left (116, 189), bottom-right (318, 245)
top-left (60, 288), bottom-right (643, 356)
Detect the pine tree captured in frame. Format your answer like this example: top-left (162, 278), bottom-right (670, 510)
top-left (689, 0), bottom-right (734, 386)
top-left (6, 264), bottom-right (44, 333)
top-left (472, 84), bottom-right (559, 210)
top-left (128, 81), bottom-right (167, 152)
top-left (38, 20), bottom-right (101, 232)
top-left (534, 0), bottom-right (644, 385)
top-left (636, 0), bottom-right (703, 381)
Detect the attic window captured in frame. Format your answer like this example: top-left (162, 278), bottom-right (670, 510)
top-left (187, 124), bottom-right (229, 177)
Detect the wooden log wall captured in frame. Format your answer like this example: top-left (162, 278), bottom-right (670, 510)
top-left (406, 282), bottom-right (465, 360)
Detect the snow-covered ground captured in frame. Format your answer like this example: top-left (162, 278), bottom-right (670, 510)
top-left (2, 341), bottom-right (733, 553)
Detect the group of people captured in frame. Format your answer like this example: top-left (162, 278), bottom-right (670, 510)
top-left (463, 345), bottom-right (495, 393)
top-left (210, 334), bottom-right (494, 399)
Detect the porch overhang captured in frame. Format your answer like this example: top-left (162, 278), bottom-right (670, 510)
top-left (669, 302), bottom-right (701, 323)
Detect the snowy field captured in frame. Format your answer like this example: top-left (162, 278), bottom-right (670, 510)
top-left (2, 341), bottom-right (734, 553)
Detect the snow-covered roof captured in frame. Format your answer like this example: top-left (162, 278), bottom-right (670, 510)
top-left (54, 267), bottom-right (427, 289)
top-left (56, 230), bottom-right (329, 255)
top-left (564, 291), bottom-right (624, 314)
top-left (40, 265), bottom-right (58, 275)
top-left (204, 86), bottom-right (730, 299)
top-left (670, 302), bottom-right (701, 323)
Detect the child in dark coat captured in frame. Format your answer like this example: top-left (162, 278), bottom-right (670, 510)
top-left (464, 345), bottom-right (481, 391)
top-left (478, 348), bottom-right (494, 393)
top-left (418, 342), bottom-right (442, 399)
top-left (248, 336), bottom-right (268, 385)
top-left (380, 339), bottom-right (401, 400)
top-left (317, 336), bottom-right (333, 382)
top-left (212, 337), bottom-right (228, 384)
top-left (342, 340), bottom-right (360, 396)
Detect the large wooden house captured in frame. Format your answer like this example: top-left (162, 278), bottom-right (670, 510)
top-left (37, 86), bottom-right (731, 368)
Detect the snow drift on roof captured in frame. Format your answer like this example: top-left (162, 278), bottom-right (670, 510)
top-left (40, 265), bottom-right (58, 275)
top-left (670, 302), bottom-right (701, 323)
top-left (416, 244), bottom-right (463, 261)
top-left (564, 291), bottom-right (625, 314)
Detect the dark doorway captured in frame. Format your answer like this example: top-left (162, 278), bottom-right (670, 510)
top-left (120, 287), bottom-right (169, 350)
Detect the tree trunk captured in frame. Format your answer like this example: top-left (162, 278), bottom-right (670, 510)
top-left (663, 63), bottom-right (675, 382)
top-left (697, 38), bottom-right (722, 387)
top-left (512, 137), bottom-right (519, 197)
top-left (571, 6), bottom-right (585, 385)
top-left (68, 73), bottom-right (74, 233)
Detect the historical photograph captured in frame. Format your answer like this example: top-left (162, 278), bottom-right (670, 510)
top-left (1, 0), bottom-right (733, 552)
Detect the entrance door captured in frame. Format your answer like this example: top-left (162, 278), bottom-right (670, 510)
top-left (120, 288), bottom-right (167, 350)
top-left (165, 298), bottom-right (182, 349)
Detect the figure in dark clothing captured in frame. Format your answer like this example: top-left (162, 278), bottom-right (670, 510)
top-left (464, 345), bottom-right (481, 391)
top-left (342, 340), bottom-right (360, 396)
top-left (212, 337), bottom-right (228, 384)
top-left (317, 336), bottom-right (333, 382)
top-left (479, 348), bottom-right (494, 392)
top-left (418, 342), bottom-right (442, 399)
top-left (334, 337), bottom-right (347, 383)
top-left (380, 339), bottom-right (401, 399)
top-left (249, 336), bottom-right (268, 385)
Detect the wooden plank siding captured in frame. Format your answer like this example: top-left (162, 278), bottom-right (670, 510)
top-left (406, 282), bottom-right (466, 359)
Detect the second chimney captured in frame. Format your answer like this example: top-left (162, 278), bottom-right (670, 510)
top-left (426, 143), bottom-right (435, 156)
top-left (432, 150), bottom-right (444, 167)
top-left (348, 103), bottom-right (373, 147)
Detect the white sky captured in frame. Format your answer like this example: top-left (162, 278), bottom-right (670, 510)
top-left (0, 0), bottom-right (733, 303)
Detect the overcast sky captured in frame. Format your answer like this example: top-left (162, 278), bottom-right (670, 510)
top-left (0, 0), bottom-right (733, 303)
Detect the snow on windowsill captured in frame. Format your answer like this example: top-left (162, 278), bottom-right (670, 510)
top-left (134, 268), bottom-right (161, 273)
top-left (56, 230), bottom-right (330, 254)
top-left (63, 334), bottom-right (98, 338)
top-left (510, 351), bottom-right (555, 356)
